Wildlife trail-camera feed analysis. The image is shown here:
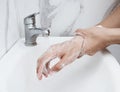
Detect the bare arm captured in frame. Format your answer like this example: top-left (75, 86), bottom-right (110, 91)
top-left (99, 5), bottom-right (120, 28)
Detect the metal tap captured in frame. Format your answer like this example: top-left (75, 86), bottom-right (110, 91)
top-left (24, 12), bottom-right (50, 46)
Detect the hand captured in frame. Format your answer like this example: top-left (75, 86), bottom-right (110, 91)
top-left (37, 26), bottom-right (111, 80)
top-left (37, 36), bottom-right (85, 80)
top-left (75, 26), bottom-right (110, 55)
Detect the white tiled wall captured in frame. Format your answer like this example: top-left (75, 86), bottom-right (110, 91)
top-left (7, 0), bottom-right (19, 50)
top-left (14, 0), bottom-right (40, 37)
top-left (0, 0), bottom-right (7, 58)
top-left (0, 0), bottom-right (19, 59)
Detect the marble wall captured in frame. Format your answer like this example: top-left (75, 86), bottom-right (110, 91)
top-left (0, 0), bottom-right (19, 59)
top-left (0, 0), bottom-right (40, 59)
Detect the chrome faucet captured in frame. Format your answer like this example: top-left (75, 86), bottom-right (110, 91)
top-left (24, 12), bottom-right (50, 46)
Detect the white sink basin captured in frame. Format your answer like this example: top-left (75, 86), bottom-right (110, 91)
top-left (0, 37), bottom-right (120, 92)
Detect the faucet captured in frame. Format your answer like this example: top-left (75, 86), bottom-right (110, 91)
top-left (24, 12), bottom-right (50, 46)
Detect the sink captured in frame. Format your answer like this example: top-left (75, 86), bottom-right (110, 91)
top-left (0, 37), bottom-right (120, 92)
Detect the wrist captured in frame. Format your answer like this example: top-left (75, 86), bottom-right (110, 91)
top-left (72, 36), bottom-right (85, 54)
top-left (96, 25), bottom-right (120, 45)
top-left (95, 25), bottom-right (110, 45)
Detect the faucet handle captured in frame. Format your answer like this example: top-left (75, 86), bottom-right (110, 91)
top-left (27, 12), bottom-right (39, 18)
top-left (24, 12), bottom-right (40, 25)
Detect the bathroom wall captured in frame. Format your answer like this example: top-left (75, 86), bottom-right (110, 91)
top-left (14, 0), bottom-right (40, 37)
top-left (0, 0), bottom-right (7, 59)
top-left (0, 0), bottom-right (19, 59)
top-left (0, 0), bottom-right (40, 59)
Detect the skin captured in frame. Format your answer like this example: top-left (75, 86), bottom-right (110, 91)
top-left (37, 5), bottom-right (120, 80)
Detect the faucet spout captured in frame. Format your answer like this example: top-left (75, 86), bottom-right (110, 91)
top-left (25, 28), bottom-right (50, 46)
top-left (33, 28), bottom-right (50, 36)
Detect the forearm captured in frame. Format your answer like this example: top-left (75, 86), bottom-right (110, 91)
top-left (99, 5), bottom-right (120, 28)
top-left (98, 5), bottom-right (120, 44)
top-left (107, 28), bottom-right (120, 44)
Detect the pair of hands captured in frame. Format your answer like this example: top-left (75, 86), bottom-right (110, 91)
top-left (37, 26), bottom-right (110, 80)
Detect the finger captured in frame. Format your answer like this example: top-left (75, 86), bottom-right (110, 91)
top-left (51, 61), bottom-right (65, 72)
top-left (37, 44), bottom-right (64, 78)
top-left (36, 61), bottom-right (43, 80)
top-left (44, 61), bottom-right (52, 76)
top-left (41, 54), bottom-right (61, 77)
top-left (42, 67), bottom-right (49, 77)
top-left (45, 61), bottom-right (51, 73)
top-left (44, 57), bottom-right (61, 76)
top-left (37, 51), bottom-right (56, 79)
top-left (51, 55), bottom-right (73, 72)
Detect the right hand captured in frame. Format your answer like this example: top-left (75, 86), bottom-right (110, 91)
top-left (37, 26), bottom-right (111, 80)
